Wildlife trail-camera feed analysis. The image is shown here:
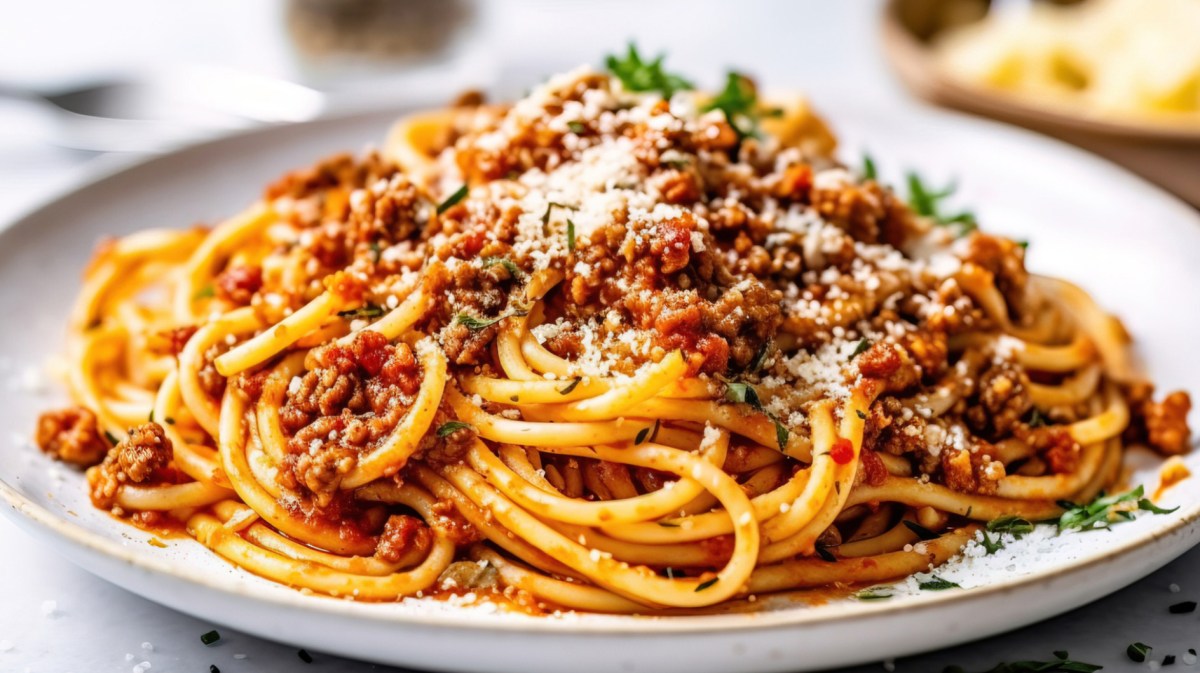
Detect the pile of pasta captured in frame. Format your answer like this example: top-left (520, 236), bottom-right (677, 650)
top-left (36, 63), bottom-right (1191, 613)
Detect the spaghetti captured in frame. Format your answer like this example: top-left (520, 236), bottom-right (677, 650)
top-left (34, 63), bottom-right (1192, 613)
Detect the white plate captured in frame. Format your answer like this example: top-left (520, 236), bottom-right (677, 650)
top-left (1, 102), bottom-right (1198, 673)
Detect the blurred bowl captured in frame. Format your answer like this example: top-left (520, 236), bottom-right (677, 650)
top-left (881, 0), bottom-right (1200, 207)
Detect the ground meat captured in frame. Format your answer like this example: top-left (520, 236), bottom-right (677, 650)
top-left (197, 344), bottom-right (229, 400)
top-left (856, 341), bottom-right (920, 394)
top-left (35, 406), bottom-right (109, 467)
top-left (215, 265), bottom-right (263, 306)
top-left (962, 233), bottom-right (1028, 315)
top-left (1132, 389), bottom-right (1193, 455)
top-left (1036, 428), bottom-right (1081, 474)
top-left (858, 448), bottom-right (889, 487)
top-left (810, 180), bottom-right (918, 249)
top-left (280, 331), bottom-right (421, 505)
top-left (263, 151), bottom-right (396, 202)
top-left (87, 423), bottom-right (173, 510)
top-left (375, 514), bottom-right (432, 563)
top-left (966, 362), bottom-right (1032, 438)
top-left (941, 447), bottom-right (1004, 495)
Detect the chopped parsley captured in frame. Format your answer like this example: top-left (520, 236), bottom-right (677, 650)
top-left (855, 409), bottom-right (867, 420)
top-left (164, 417), bottom-right (176, 425)
top-left (918, 576), bottom-right (961, 591)
top-left (703, 71), bottom-right (777, 139)
top-left (436, 185), bottom-right (469, 215)
top-left (1026, 408), bottom-right (1048, 427)
top-left (104, 430), bottom-right (120, 447)
top-left (436, 421), bottom-right (474, 438)
top-left (723, 380), bottom-right (789, 451)
top-left (193, 285), bottom-right (215, 300)
top-left (1126, 642), bottom-right (1150, 663)
top-left (540, 201), bottom-right (575, 228)
top-left (557, 377), bottom-right (582, 395)
top-left (694, 577), bottom-right (718, 592)
top-left (1057, 485), bottom-right (1177, 532)
top-left (337, 304), bottom-right (384, 320)
top-left (747, 341), bottom-right (770, 373)
top-left (200, 630), bottom-right (220, 645)
top-left (298, 648), bottom-right (314, 664)
top-left (605, 44), bottom-right (693, 99)
top-left (987, 515), bottom-right (1034, 536)
top-left (210, 666), bottom-right (220, 673)
top-left (657, 520), bottom-right (680, 528)
top-left (455, 310), bottom-right (528, 331)
top-left (862, 152), bottom-right (877, 181)
top-left (849, 338), bottom-right (871, 359)
top-left (482, 256), bottom-right (524, 279)
top-left (905, 172), bottom-right (978, 236)
top-left (369, 240), bottom-right (382, 263)
top-left (567, 120), bottom-right (586, 134)
top-left (854, 588), bottom-right (893, 601)
top-left (567, 218), bottom-right (576, 252)
top-left (634, 419), bottom-right (661, 445)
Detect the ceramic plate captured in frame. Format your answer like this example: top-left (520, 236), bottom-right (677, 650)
top-left (2, 101), bottom-right (1198, 673)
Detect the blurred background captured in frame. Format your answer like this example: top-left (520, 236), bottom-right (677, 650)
top-left (3, 0), bottom-right (1197, 222)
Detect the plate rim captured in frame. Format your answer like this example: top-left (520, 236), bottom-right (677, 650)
top-left (3, 98), bottom-right (1199, 639)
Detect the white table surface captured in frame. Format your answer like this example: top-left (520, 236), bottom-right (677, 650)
top-left (1, 2), bottom-right (1197, 671)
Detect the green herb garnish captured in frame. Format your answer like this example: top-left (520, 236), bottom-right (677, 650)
top-left (200, 630), bottom-right (220, 645)
top-left (298, 649), bottom-right (313, 664)
top-left (1027, 408), bottom-right (1047, 428)
top-left (104, 430), bottom-right (120, 447)
top-left (694, 577), bottom-right (718, 592)
top-left (1057, 485), bottom-right (1177, 532)
top-left (703, 71), bottom-right (768, 139)
top-left (605, 44), bottom-right (693, 99)
top-left (566, 219), bottom-right (576, 252)
top-left (558, 377), bottom-right (582, 395)
top-left (567, 121), bottom-right (586, 134)
top-left (849, 338), bottom-right (871, 359)
top-left (193, 285), bottom-right (215, 300)
top-left (369, 241), bottom-right (382, 264)
top-left (657, 520), bottom-right (680, 528)
top-left (725, 382), bottom-right (761, 408)
top-left (862, 153), bottom-right (877, 181)
top-left (855, 409), bottom-right (867, 420)
top-left (905, 172), bottom-right (978, 236)
top-left (436, 185), bottom-right (469, 215)
top-left (918, 576), bottom-right (961, 591)
top-left (337, 304), bottom-right (384, 320)
top-left (987, 515), bottom-right (1034, 536)
top-left (436, 421), bottom-right (474, 438)
top-left (1127, 642), bottom-right (1150, 663)
top-left (455, 310), bottom-right (528, 331)
top-left (854, 588), bottom-right (893, 601)
top-left (815, 545), bottom-right (837, 563)
top-left (482, 256), bottom-right (524, 279)
top-left (634, 419), bottom-right (661, 446)
top-left (774, 420), bottom-right (790, 452)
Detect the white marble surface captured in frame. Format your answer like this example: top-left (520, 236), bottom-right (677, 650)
top-left (1, 1), bottom-right (1197, 671)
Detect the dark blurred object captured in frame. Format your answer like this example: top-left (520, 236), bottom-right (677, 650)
top-left (287, 0), bottom-right (469, 60)
top-left (882, 0), bottom-right (1200, 208)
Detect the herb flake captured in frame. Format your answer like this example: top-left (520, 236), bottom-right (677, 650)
top-left (455, 310), bottom-right (528, 331)
top-left (200, 630), bottom-right (220, 645)
top-left (1127, 642), bottom-right (1150, 663)
top-left (1058, 485), bottom-right (1176, 532)
top-left (436, 185), bottom-right (469, 215)
top-left (605, 44), bottom-right (693, 99)
top-left (918, 576), bottom-right (961, 591)
top-left (436, 421), bottom-right (474, 438)
top-left (694, 577), bottom-right (718, 592)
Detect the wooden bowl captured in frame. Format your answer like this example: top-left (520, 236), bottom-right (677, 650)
top-left (881, 0), bottom-right (1200, 207)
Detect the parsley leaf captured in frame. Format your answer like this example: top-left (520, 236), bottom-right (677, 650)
top-left (862, 152), bottom-right (877, 181)
top-left (694, 577), bottom-right (718, 592)
top-left (605, 44), bottom-right (693, 99)
top-left (854, 588), bottom-right (893, 601)
top-left (987, 515), bottom-right (1034, 536)
top-left (903, 520), bottom-right (940, 541)
top-left (436, 421), bottom-right (474, 438)
top-left (436, 185), bottom-right (469, 215)
top-left (193, 285), bottom-right (215, 300)
top-left (703, 71), bottom-right (767, 139)
top-left (724, 382), bottom-right (762, 408)
top-left (1057, 485), bottom-right (1176, 532)
top-left (557, 377), bottom-right (582, 395)
top-left (1127, 642), bottom-right (1150, 663)
top-left (918, 576), bottom-right (961, 591)
top-left (455, 310), bottom-right (528, 331)
top-left (482, 256), bottom-right (525, 279)
top-left (337, 304), bottom-right (384, 320)
top-left (567, 218), bottom-right (576, 252)
top-left (905, 172), bottom-right (978, 237)
top-left (942, 653), bottom-right (1103, 672)
top-left (849, 338), bottom-right (871, 359)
